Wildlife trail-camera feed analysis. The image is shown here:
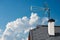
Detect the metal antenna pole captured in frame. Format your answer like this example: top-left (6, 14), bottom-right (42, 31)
top-left (48, 8), bottom-right (50, 19)
top-left (30, 2), bottom-right (50, 20)
top-left (44, 2), bottom-right (50, 20)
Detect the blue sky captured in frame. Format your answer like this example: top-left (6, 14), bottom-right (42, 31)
top-left (0, 0), bottom-right (60, 30)
top-left (0, 0), bottom-right (60, 40)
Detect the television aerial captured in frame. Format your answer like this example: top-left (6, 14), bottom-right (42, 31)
top-left (30, 2), bottom-right (50, 19)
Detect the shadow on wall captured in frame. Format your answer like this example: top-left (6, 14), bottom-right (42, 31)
top-left (55, 33), bottom-right (60, 37)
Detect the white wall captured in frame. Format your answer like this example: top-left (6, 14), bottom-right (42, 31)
top-left (48, 22), bottom-right (55, 35)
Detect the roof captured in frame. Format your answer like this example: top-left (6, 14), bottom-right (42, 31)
top-left (28, 25), bottom-right (60, 40)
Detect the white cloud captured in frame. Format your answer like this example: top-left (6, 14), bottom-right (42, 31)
top-left (24, 27), bottom-right (34, 34)
top-left (0, 13), bottom-right (48, 40)
top-left (29, 12), bottom-right (39, 25)
top-left (41, 17), bottom-right (48, 25)
top-left (0, 29), bottom-right (3, 40)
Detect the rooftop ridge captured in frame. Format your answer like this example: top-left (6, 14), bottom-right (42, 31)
top-left (37, 25), bottom-right (60, 27)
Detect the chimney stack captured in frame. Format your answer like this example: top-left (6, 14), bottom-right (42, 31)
top-left (48, 19), bottom-right (55, 36)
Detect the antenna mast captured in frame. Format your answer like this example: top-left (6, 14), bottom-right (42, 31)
top-left (48, 8), bottom-right (50, 19)
top-left (44, 2), bottom-right (50, 19)
top-left (30, 2), bottom-right (50, 19)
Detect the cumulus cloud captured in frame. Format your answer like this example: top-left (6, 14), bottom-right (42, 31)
top-left (0, 13), bottom-right (48, 40)
top-left (0, 29), bottom-right (3, 37)
top-left (29, 12), bottom-right (39, 25)
top-left (41, 17), bottom-right (48, 25)
top-left (0, 29), bottom-right (3, 40)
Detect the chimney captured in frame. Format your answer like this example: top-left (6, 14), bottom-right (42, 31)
top-left (48, 19), bottom-right (55, 36)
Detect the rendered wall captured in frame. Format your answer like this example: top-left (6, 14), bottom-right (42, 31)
top-left (48, 22), bottom-right (55, 35)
